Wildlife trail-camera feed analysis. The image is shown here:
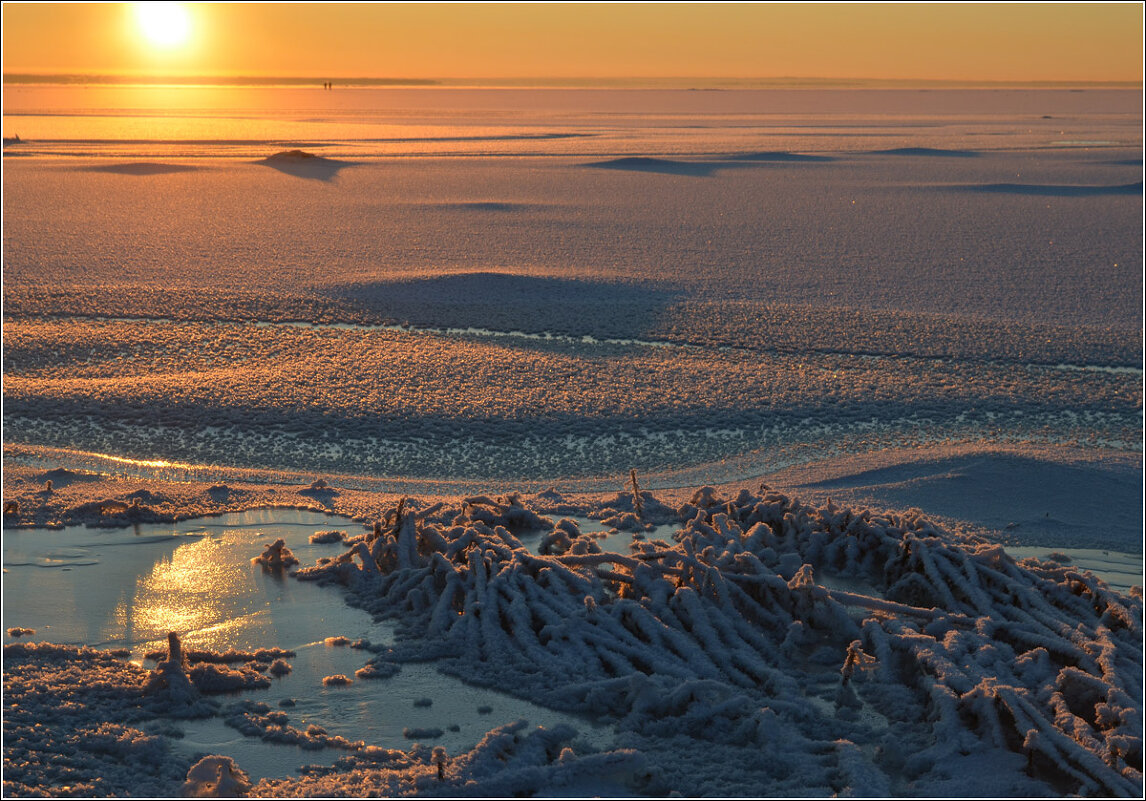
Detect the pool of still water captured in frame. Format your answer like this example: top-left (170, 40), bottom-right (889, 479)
top-left (1, 509), bottom-right (622, 779)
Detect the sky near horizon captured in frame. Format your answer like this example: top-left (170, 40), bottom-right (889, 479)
top-left (2, 2), bottom-right (1142, 84)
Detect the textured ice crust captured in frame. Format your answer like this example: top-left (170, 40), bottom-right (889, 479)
top-left (282, 487), bottom-right (1143, 796)
top-left (4, 136), bottom-right (1142, 483)
top-left (4, 315), bottom-right (1140, 483)
top-left (2, 639), bottom-right (646, 797)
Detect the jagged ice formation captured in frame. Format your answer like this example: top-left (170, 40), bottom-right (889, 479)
top-left (291, 487), bottom-right (1142, 796)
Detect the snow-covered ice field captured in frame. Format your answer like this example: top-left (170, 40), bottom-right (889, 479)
top-left (2, 86), bottom-right (1143, 796)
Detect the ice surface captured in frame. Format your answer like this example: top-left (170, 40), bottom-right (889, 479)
top-left (5, 108), bottom-right (1140, 482)
top-left (787, 450), bottom-right (1144, 552)
top-left (2, 85), bottom-right (1141, 797)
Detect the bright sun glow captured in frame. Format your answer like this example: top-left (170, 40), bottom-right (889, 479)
top-left (134, 2), bottom-right (192, 49)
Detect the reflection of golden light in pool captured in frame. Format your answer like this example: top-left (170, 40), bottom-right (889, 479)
top-left (120, 537), bottom-right (257, 652)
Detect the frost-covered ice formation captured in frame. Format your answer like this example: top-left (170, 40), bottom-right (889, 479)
top-left (214, 702), bottom-right (650, 796)
top-left (4, 485), bottom-right (1142, 796)
top-left (291, 487), bottom-right (1142, 796)
top-left (251, 720), bottom-right (647, 797)
top-left (310, 529), bottom-right (344, 544)
top-left (4, 641), bottom-right (195, 796)
top-left (142, 635), bottom-right (294, 696)
top-left (3, 633), bottom-right (648, 797)
top-left (268, 658), bottom-right (292, 677)
top-left (142, 631), bottom-right (198, 705)
top-left (3, 636), bottom-right (305, 796)
top-left (354, 659), bottom-right (402, 680)
top-left (252, 538), bottom-right (299, 569)
top-left (225, 701), bottom-right (365, 751)
top-left (182, 755), bottom-right (252, 797)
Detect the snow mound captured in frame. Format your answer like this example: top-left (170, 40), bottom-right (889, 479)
top-left (354, 659), bottom-right (401, 680)
top-left (36, 467), bottom-right (101, 488)
top-left (182, 755), bottom-right (252, 797)
top-left (258, 150), bottom-right (352, 180)
top-left (262, 149), bottom-right (323, 163)
top-left (310, 529), bottom-right (344, 544)
top-left (252, 538), bottom-right (299, 569)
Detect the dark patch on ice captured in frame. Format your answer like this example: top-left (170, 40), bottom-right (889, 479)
top-left (35, 468), bottom-right (101, 489)
top-left (82, 162), bottom-right (202, 176)
top-left (319, 272), bottom-right (682, 342)
top-left (583, 157), bottom-right (724, 177)
top-left (298, 484), bottom-right (340, 509)
top-left (1103, 158), bottom-right (1143, 167)
top-left (125, 489), bottom-right (167, 505)
top-left (872, 147), bottom-right (981, 158)
top-left (721, 151), bottom-right (835, 163)
top-left (206, 484), bottom-right (239, 503)
top-left (258, 150), bottom-right (356, 181)
top-left (960, 181), bottom-right (1143, 197)
top-left (435, 201), bottom-right (550, 213)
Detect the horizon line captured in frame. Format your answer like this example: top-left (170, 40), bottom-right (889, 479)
top-left (4, 73), bottom-right (1142, 90)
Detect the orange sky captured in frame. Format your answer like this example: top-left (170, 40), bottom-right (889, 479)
top-left (2, 2), bottom-right (1142, 83)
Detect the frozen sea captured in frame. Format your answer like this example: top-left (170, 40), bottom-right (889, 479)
top-left (4, 85), bottom-right (1142, 487)
top-left (2, 84), bottom-right (1143, 797)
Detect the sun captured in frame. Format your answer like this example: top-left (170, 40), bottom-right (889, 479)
top-left (134, 2), bottom-right (192, 49)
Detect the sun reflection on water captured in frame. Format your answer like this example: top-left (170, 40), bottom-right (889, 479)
top-left (111, 535), bottom-right (263, 652)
